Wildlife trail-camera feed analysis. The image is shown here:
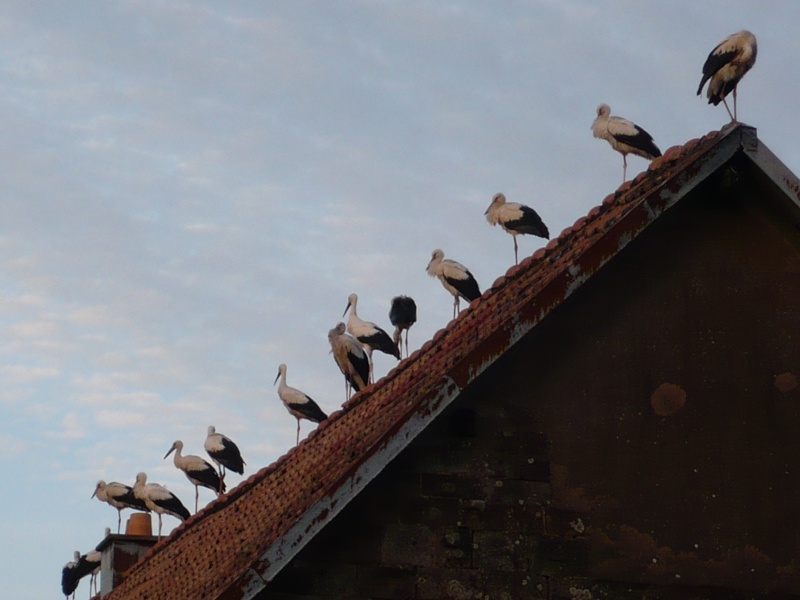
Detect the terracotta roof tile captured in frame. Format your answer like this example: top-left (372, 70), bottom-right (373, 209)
top-left (107, 124), bottom-right (759, 600)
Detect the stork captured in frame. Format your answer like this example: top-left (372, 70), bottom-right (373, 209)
top-left (61, 549), bottom-right (101, 599)
top-left (204, 425), bottom-right (245, 490)
top-left (61, 551), bottom-right (80, 599)
top-left (328, 322), bottom-right (370, 401)
top-left (485, 192), bottom-right (549, 265)
top-left (164, 440), bottom-right (226, 512)
top-left (132, 472), bottom-right (190, 539)
top-left (426, 249), bottom-right (481, 319)
top-left (697, 30), bottom-right (757, 122)
top-left (343, 293), bottom-right (400, 382)
top-left (389, 295), bottom-right (417, 358)
top-left (274, 363), bottom-right (328, 445)
top-left (591, 103), bottom-right (662, 182)
top-left (91, 479), bottom-right (150, 533)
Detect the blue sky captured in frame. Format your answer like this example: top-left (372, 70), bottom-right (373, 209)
top-left (2, 3), bottom-right (799, 598)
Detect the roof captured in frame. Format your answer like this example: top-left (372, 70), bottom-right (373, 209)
top-left (107, 123), bottom-right (800, 600)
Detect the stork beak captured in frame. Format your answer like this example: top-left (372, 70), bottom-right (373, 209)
top-left (342, 301), bottom-right (351, 318)
top-left (273, 370), bottom-right (281, 385)
top-left (163, 444), bottom-right (176, 460)
top-left (91, 488), bottom-right (98, 499)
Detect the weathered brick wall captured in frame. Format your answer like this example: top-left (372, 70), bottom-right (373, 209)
top-left (266, 392), bottom-right (562, 600)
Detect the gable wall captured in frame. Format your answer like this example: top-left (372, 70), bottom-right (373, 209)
top-left (265, 166), bottom-right (800, 599)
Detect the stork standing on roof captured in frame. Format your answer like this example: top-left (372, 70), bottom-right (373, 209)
top-left (328, 322), bottom-right (370, 401)
top-left (164, 440), bottom-right (226, 513)
top-left (61, 549), bottom-right (101, 599)
top-left (343, 293), bottom-right (400, 382)
top-left (132, 472), bottom-right (190, 539)
top-left (485, 192), bottom-right (550, 265)
top-left (697, 30), bottom-right (757, 123)
top-left (591, 103), bottom-right (662, 182)
top-left (426, 249), bottom-right (481, 319)
top-left (274, 363), bottom-right (328, 445)
top-left (91, 479), bottom-right (150, 533)
top-left (204, 425), bottom-right (245, 491)
top-left (389, 295), bottom-right (417, 359)
top-left (61, 551), bottom-right (80, 599)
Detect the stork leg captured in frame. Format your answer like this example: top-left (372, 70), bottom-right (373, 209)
top-left (195, 485), bottom-right (199, 513)
top-left (296, 418), bottom-right (301, 446)
top-left (622, 154), bottom-right (628, 182)
top-left (117, 509), bottom-right (122, 534)
top-left (404, 329), bottom-right (410, 359)
top-left (157, 513), bottom-right (163, 540)
top-left (513, 236), bottom-right (519, 265)
top-left (722, 96), bottom-right (735, 123)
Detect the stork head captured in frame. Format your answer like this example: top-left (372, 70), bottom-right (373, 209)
top-left (274, 363), bottom-right (287, 385)
top-left (485, 192), bottom-right (506, 220)
top-left (343, 293), bottom-right (358, 317)
top-left (91, 480), bottom-right (105, 499)
top-left (164, 440), bottom-right (182, 460)
top-left (426, 249), bottom-right (444, 276)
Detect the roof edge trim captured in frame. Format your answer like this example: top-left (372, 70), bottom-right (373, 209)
top-left (228, 376), bottom-right (463, 600)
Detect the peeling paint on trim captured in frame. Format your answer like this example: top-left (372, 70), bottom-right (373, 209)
top-left (237, 377), bottom-right (462, 598)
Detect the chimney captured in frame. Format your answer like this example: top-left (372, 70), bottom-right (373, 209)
top-left (96, 514), bottom-right (158, 597)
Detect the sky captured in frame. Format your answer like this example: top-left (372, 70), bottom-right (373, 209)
top-left (1, 2), bottom-right (799, 598)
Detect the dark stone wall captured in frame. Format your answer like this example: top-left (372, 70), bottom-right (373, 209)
top-left (266, 167), bottom-right (800, 599)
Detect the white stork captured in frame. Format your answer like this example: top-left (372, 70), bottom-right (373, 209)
top-left (389, 295), bottom-right (417, 358)
top-left (61, 549), bottom-right (101, 599)
top-left (91, 479), bottom-right (150, 533)
top-left (132, 472), bottom-right (190, 539)
top-left (61, 551), bottom-right (80, 599)
top-left (274, 363), bottom-right (328, 445)
top-left (426, 249), bottom-right (481, 319)
top-left (485, 192), bottom-right (550, 265)
top-left (343, 293), bottom-right (400, 382)
top-left (591, 103), bottom-right (662, 182)
top-left (204, 425), bottom-right (245, 489)
top-left (328, 321), bottom-right (370, 401)
top-left (697, 30), bottom-right (757, 122)
top-left (164, 440), bottom-right (226, 513)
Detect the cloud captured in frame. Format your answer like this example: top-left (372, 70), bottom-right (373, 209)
top-left (0, 364), bottom-right (60, 384)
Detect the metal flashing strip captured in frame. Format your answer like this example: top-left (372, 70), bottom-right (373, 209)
top-left (231, 376), bottom-right (462, 600)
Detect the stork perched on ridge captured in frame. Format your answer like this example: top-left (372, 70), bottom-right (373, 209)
top-left (697, 30), bottom-right (757, 122)
top-left (274, 363), bottom-right (328, 445)
top-left (61, 551), bottom-right (80, 599)
top-left (92, 479), bottom-right (150, 533)
top-left (164, 440), bottom-right (225, 512)
top-left (343, 293), bottom-right (400, 382)
top-left (132, 472), bottom-right (190, 539)
top-left (426, 249), bottom-right (481, 319)
top-left (204, 425), bottom-right (245, 490)
top-left (389, 295), bottom-right (417, 358)
top-left (591, 103), bottom-right (661, 182)
top-left (485, 192), bottom-right (549, 265)
top-left (61, 548), bottom-right (101, 599)
top-left (328, 322), bottom-right (370, 401)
